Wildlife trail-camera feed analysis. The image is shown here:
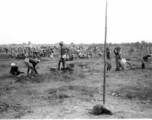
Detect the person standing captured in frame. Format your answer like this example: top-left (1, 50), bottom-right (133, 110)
top-left (50, 47), bottom-right (54, 60)
top-left (58, 41), bottom-right (66, 72)
top-left (113, 46), bottom-right (122, 71)
top-left (106, 47), bottom-right (112, 71)
top-left (106, 47), bottom-right (111, 60)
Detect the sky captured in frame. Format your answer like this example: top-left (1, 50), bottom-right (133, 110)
top-left (0, 0), bottom-right (152, 44)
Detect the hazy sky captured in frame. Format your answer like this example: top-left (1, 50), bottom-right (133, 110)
top-left (0, 0), bottom-right (152, 44)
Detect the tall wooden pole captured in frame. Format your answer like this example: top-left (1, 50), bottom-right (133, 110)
top-left (103, 1), bottom-right (108, 105)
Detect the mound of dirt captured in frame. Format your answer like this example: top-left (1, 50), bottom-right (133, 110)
top-left (14, 67), bottom-right (86, 84)
top-left (15, 76), bottom-right (32, 84)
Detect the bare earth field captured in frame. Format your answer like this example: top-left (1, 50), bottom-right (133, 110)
top-left (0, 48), bottom-right (152, 119)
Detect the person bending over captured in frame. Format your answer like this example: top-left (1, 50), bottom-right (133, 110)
top-left (142, 53), bottom-right (152, 69)
top-left (24, 57), bottom-right (40, 77)
top-left (143, 54), bottom-right (151, 63)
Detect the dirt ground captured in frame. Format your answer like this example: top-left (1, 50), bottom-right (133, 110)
top-left (0, 48), bottom-right (152, 119)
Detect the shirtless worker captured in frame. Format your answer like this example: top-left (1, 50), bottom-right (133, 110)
top-left (24, 57), bottom-right (40, 77)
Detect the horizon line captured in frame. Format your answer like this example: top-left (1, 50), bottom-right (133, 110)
top-left (0, 41), bottom-right (152, 46)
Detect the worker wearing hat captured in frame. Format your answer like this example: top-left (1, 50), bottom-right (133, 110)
top-left (10, 63), bottom-right (24, 77)
top-left (58, 41), bottom-right (66, 72)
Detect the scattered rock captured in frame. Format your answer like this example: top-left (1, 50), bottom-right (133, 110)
top-left (109, 92), bottom-right (120, 97)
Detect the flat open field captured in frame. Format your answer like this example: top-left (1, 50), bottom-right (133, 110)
top-left (0, 46), bottom-right (152, 119)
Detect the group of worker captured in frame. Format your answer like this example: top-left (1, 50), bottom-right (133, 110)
top-left (9, 41), bottom-right (152, 78)
top-left (107, 46), bottom-right (152, 71)
top-left (10, 57), bottom-right (40, 78)
top-left (9, 41), bottom-right (68, 78)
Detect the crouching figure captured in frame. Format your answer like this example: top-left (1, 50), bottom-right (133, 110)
top-left (10, 63), bottom-right (24, 77)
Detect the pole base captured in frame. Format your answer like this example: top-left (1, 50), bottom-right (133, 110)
top-left (91, 104), bottom-right (112, 115)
